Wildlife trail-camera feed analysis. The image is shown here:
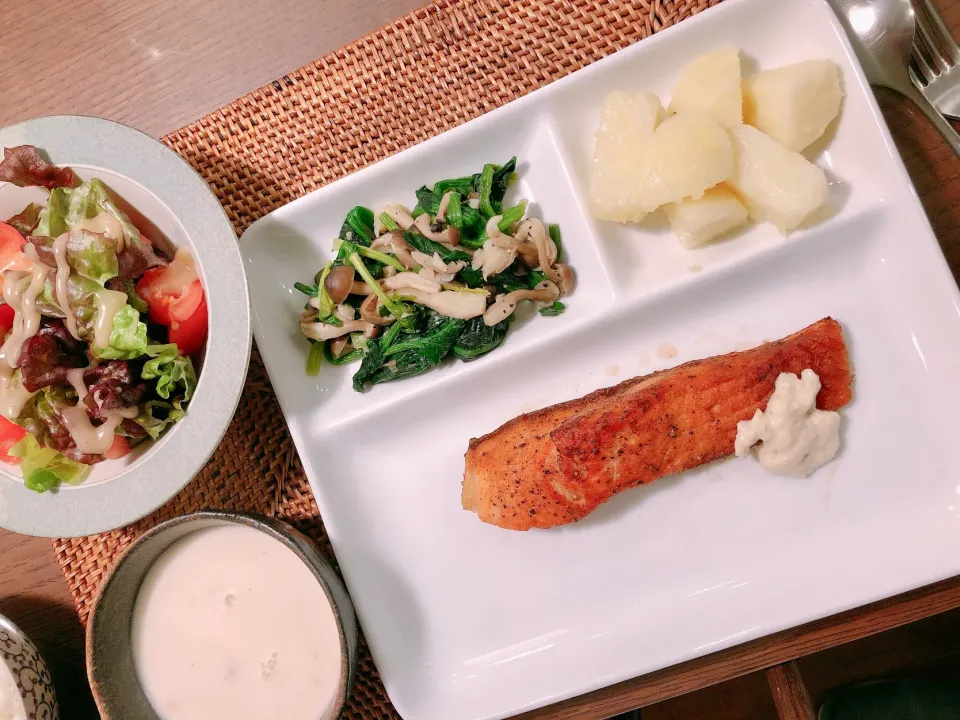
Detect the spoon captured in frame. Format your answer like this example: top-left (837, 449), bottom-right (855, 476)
top-left (828, 0), bottom-right (960, 155)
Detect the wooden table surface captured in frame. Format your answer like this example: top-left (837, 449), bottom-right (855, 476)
top-left (1, 1), bottom-right (959, 718)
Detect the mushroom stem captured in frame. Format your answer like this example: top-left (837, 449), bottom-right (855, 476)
top-left (414, 213), bottom-right (460, 247)
top-left (300, 316), bottom-right (375, 341)
top-left (485, 215), bottom-right (539, 266)
top-left (482, 280), bottom-right (560, 326)
top-left (517, 218), bottom-right (575, 295)
top-left (435, 191), bottom-right (455, 223)
top-left (382, 205), bottom-right (415, 230)
top-left (381, 272), bottom-right (443, 294)
top-left (360, 294), bottom-right (396, 326)
top-left (329, 336), bottom-right (352, 358)
top-left (371, 230), bottom-right (418, 270)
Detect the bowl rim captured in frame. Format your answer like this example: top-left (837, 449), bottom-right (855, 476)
top-left (86, 510), bottom-right (357, 720)
top-left (0, 612), bottom-right (58, 714)
top-left (0, 115), bottom-right (251, 537)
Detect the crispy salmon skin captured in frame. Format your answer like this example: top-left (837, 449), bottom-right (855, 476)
top-left (462, 318), bottom-right (852, 530)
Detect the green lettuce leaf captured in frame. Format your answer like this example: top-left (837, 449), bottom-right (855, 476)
top-left (36, 179), bottom-right (143, 247)
top-left (31, 229), bottom-right (119, 286)
top-left (142, 344), bottom-right (197, 400)
top-left (93, 305), bottom-right (147, 360)
top-left (33, 275), bottom-right (106, 343)
top-left (119, 279), bottom-right (148, 313)
top-left (9, 433), bottom-right (90, 493)
top-left (135, 400), bottom-right (186, 440)
top-left (64, 229), bottom-right (118, 284)
top-left (7, 203), bottom-right (42, 237)
top-left (35, 187), bottom-right (70, 238)
top-left (15, 387), bottom-right (73, 449)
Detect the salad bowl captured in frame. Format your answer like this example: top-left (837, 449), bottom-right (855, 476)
top-left (0, 116), bottom-right (250, 537)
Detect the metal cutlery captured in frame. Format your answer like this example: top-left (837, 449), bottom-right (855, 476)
top-left (828, 0), bottom-right (960, 155)
top-left (910, 0), bottom-right (960, 120)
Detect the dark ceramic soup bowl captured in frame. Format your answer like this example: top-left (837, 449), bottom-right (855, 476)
top-left (86, 510), bottom-right (358, 719)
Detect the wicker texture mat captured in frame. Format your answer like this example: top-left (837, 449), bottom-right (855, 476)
top-left (53, 0), bottom-right (719, 716)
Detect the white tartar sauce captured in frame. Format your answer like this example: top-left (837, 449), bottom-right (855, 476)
top-left (132, 524), bottom-right (342, 720)
top-left (734, 369), bottom-right (841, 477)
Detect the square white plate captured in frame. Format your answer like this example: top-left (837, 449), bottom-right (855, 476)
top-left (239, 0), bottom-right (960, 717)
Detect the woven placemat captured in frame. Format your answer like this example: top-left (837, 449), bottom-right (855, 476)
top-left (53, 0), bottom-right (720, 716)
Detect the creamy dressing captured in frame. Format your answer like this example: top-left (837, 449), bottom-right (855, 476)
top-left (58, 367), bottom-right (137, 455)
top-left (93, 289), bottom-right (129, 348)
top-left (52, 232), bottom-right (81, 340)
top-left (0, 661), bottom-right (26, 720)
top-left (150, 247), bottom-right (198, 295)
top-left (735, 369), bottom-right (841, 477)
top-left (132, 525), bottom-right (342, 720)
top-left (1, 272), bottom-right (26, 309)
top-left (1, 250), bottom-right (49, 368)
top-left (0, 362), bottom-right (35, 420)
top-left (65, 368), bottom-right (88, 402)
top-left (58, 405), bottom-right (132, 455)
top-left (74, 211), bottom-right (125, 250)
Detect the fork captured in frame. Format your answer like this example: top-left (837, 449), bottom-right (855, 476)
top-left (910, 0), bottom-right (960, 120)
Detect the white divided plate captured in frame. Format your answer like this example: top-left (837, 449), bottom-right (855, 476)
top-left (239, 0), bottom-right (960, 717)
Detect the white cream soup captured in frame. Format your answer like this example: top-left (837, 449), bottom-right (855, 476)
top-left (131, 524), bottom-right (342, 720)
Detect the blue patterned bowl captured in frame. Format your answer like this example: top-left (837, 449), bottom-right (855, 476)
top-left (0, 615), bottom-right (58, 719)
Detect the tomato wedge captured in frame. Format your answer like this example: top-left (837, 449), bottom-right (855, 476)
top-left (136, 254), bottom-right (208, 356)
top-left (0, 222), bottom-right (34, 273)
top-left (170, 280), bottom-right (203, 322)
top-left (0, 304), bottom-right (14, 340)
top-left (103, 435), bottom-right (131, 460)
top-left (137, 267), bottom-right (175, 325)
top-left (0, 417), bottom-right (26, 465)
top-left (169, 290), bottom-right (207, 357)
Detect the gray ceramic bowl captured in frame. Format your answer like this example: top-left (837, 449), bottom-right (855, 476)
top-left (0, 614), bottom-right (58, 719)
top-left (86, 511), bottom-right (358, 720)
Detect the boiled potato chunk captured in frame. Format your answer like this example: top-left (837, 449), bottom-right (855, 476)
top-left (743, 60), bottom-right (843, 151)
top-left (589, 91), bottom-right (663, 222)
top-left (668, 46), bottom-right (743, 128)
top-left (664, 185), bottom-right (749, 248)
top-left (727, 124), bottom-right (828, 233)
top-left (634, 112), bottom-right (734, 213)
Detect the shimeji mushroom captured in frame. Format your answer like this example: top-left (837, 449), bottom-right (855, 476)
top-left (480, 214), bottom-right (538, 265)
top-left (323, 265), bottom-right (355, 304)
top-left (516, 218), bottom-right (576, 295)
top-left (396, 288), bottom-right (487, 319)
top-left (360, 294), bottom-right (396, 326)
top-left (471, 242), bottom-right (515, 280)
top-left (371, 231), bottom-right (418, 270)
top-left (381, 272), bottom-right (443, 294)
top-left (381, 204), bottom-right (415, 230)
top-left (381, 272), bottom-right (486, 319)
top-left (329, 336), bottom-right (353, 358)
top-left (471, 216), bottom-right (521, 279)
top-left (334, 304), bottom-right (357, 323)
top-left (411, 250), bottom-right (465, 283)
top-left (482, 280), bottom-right (561, 326)
top-left (413, 213), bottom-right (461, 247)
top-left (434, 191), bottom-right (456, 222)
top-left (300, 311), bottom-right (375, 341)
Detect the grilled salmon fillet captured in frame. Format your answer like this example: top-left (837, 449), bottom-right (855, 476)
top-left (462, 318), bottom-right (852, 530)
